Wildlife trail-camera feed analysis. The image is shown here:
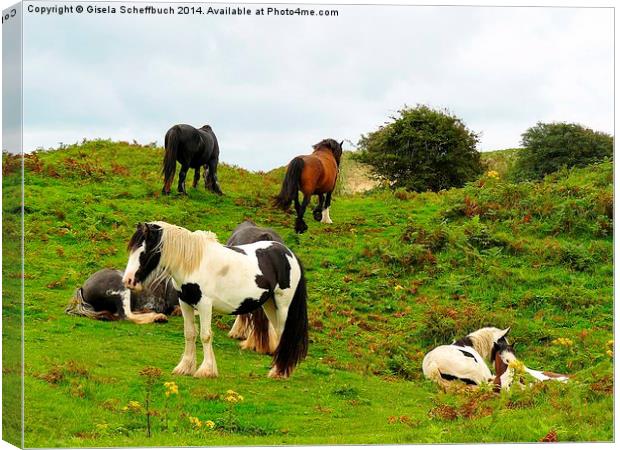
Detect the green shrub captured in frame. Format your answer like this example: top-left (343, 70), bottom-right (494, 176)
top-left (514, 122), bottom-right (613, 180)
top-left (355, 105), bottom-right (483, 192)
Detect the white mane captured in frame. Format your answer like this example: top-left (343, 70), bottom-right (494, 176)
top-left (151, 221), bottom-right (218, 280)
top-left (464, 327), bottom-right (509, 361)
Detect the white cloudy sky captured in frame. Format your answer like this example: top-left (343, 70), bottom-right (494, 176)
top-left (14, 2), bottom-right (615, 170)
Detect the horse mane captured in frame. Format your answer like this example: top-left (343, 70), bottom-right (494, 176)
top-left (312, 139), bottom-right (343, 164)
top-left (150, 221), bottom-right (218, 279)
top-left (464, 327), bottom-right (504, 361)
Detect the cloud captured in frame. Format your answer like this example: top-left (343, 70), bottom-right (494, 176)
top-left (20, 5), bottom-right (613, 170)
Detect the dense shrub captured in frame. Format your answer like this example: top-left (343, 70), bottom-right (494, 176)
top-left (355, 105), bottom-right (483, 192)
top-left (514, 122), bottom-right (613, 180)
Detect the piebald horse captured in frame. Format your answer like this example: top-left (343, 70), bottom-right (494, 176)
top-left (423, 327), bottom-right (516, 390)
top-left (122, 221), bottom-right (308, 378)
top-left (162, 124), bottom-right (223, 195)
top-left (275, 139), bottom-right (343, 234)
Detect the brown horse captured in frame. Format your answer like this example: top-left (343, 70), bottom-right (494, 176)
top-left (274, 139), bottom-right (343, 233)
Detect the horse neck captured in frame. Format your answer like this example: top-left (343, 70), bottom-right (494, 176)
top-left (313, 147), bottom-right (336, 162)
top-left (160, 231), bottom-right (219, 282)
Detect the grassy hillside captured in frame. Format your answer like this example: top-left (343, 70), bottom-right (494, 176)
top-left (480, 148), bottom-right (522, 178)
top-left (2, 140), bottom-right (613, 446)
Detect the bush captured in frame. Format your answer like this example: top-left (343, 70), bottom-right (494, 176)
top-left (355, 105), bottom-right (483, 192)
top-left (514, 122), bottom-right (613, 180)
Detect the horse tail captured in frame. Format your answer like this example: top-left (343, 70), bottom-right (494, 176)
top-left (274, 157), bottom-right (304, 210)
top-left (272, 259), bottom-right (308, 377)
top-left (162, 126), bottom-right (180, 189)
top-left (65, 288), bottom-right (99, 319)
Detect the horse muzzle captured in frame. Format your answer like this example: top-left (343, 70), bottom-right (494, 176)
top-left (122, 275), bottom-right (143, 292)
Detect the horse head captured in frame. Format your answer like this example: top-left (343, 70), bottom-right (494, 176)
top-left (123, 222), bottom-right (164, 291)
top-left (492, 340), bottom-right (516, 391)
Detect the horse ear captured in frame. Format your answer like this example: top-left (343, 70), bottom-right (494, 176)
top-left (499, 327), bottom-right (511, 340)
top-left (339, 140), bottom-right (344, 148)
top-left (140, 222), bottom-right (150, 235)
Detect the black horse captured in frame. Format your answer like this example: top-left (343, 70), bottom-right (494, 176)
top-left (162, 124), bottom-right (223, 195)
top-left (65, 269), bottom-right (180, 324)
top-left (226, 220), bottom-right (284, 355)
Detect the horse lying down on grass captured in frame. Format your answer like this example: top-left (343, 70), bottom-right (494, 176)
top-left (122, 221), bottom-right (308, 378)
top-left (65, 268), bottom-right (180, 324)
top-left (423, 327), bottom-right (569, 391)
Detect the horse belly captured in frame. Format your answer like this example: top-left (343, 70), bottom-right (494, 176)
top-left (209, 275), bottom-right (268, 315)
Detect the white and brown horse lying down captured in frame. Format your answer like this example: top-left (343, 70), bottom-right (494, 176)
top-left (122, 221), bottom-right (308, 378)
top-left (65, 268), bottom-right (180, 324)
top-left (423, 327), bottom-right (569, 391)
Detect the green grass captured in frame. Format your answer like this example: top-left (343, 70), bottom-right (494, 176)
top-left (2, 141), bottom-right (613, 446)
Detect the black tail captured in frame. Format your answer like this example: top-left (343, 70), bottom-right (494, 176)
top-left (274, 157), bottom-right (304, 210)
top-left (272, 259), bottom-right (308, 377)
top-left (162, 127), bottom-right (180, 190)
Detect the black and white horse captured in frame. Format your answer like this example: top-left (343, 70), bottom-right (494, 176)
top-left (423, 327), bottom-right (516, 390)
top-left (122, 221), bottom-right (308, 378)
top-left (162, 124), bottom-right (223, 195)
top-left (226, 220), bottom-right (282, 355)
top-left (65, 268), bottom-right (179, 324)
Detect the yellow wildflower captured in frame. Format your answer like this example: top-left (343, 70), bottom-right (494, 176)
top-left (486, 170), bottom-right (500, 179)
top-left (606, 350), bottom-right (613, 358)
top-left (552, 337), bottom-right (574, 347)
top-left (164, 381), bottom-right (179, 397)
top-left (122, 400), bottom-right (143, 412)
top-left (394, 285), bottom-right (404, 291)
top-left (606, 340), bottom-right (614, 347)
top-left (224, 390), bottom-right (244, 403)
top-left (508, 359), bottom-right (526, 373)
top-left (189, 416), bottom-right (202, 428)
top-left (205, 420), bottom-right (216, 430)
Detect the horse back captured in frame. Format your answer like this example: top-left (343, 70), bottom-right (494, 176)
top-left (299, 151), bottom-right (338, 194)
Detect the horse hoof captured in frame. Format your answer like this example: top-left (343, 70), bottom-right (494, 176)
top-left (162, 190), bottom-right (170, 196)
top-left (267, 367), bottom-right (289, 379)
top-left (295, 220), bottom-right (308, 234)
top-left (154, 314), bottom-right (168, 323)
top-left (172, 362), bottom-right (196, 376)
top-left (313, 210), bottom-right (322, 222)
top-left (194, 366), bottom-right (218, 378)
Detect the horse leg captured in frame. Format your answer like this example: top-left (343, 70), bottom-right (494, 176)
top-left (313, 194), bottom-right (325, 222)
top-left (261, 298), bottom-right (283, 355)
top-left (229, 315), bottom-right (250, 340)
top-left (264, 296), bottom-right (295, 378)
top-left (295, 194), bottom-right (310, 234)
top-left (172, 301), bottom-right (197, 375)
top-left (207, 159), bottom-right (223, 195)
top-left (194, 300), bottom-right (218, 378)
top-left (321, 192), bottom-right (334, 224)
top-left (192, 167), bottom-right (200, 189)
top-left (119, 289), bottom-right (167, 324)
top-left (203, 164), bottom-right (211, 190)
top-left (293, 192), bottom-right (301, 215)
top-left (177, 163), bottom-right (190, 194)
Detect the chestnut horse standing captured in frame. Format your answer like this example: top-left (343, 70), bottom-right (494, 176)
top-left (274, 139), bottom-right (343, 233)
